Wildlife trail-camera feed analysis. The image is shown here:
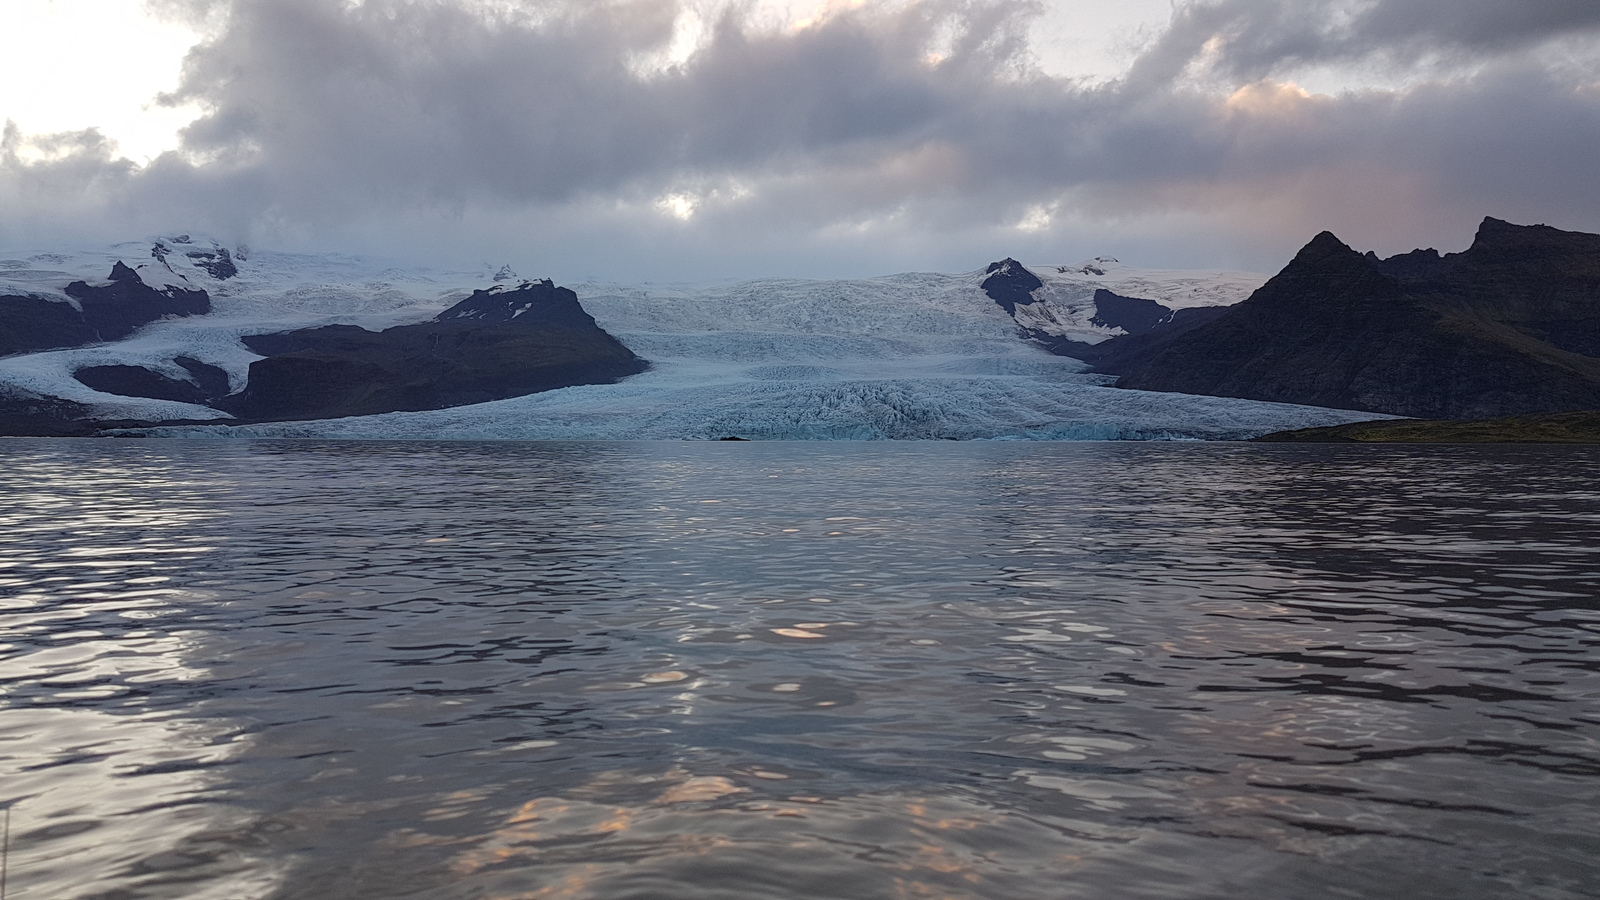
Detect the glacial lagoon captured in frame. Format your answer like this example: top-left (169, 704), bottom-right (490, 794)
top-left (2, 439), bottom-right (1597, 899)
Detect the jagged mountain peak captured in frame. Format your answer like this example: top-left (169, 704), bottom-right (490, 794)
top-left (1107, 216), bottom-right (1600, 420)
top-left (1289, 230), bottom-right (1363, 266)
top-left (433, 278), bottom-right (596, 328)
top-left (984, 257), bottom-right (1031, 276)
top-left (151, 236), bottom-right (239, 280)
top-left (1461, 217), bottom-right (1600, 280)
top-left (980, 258), bottom-right (1044, 315)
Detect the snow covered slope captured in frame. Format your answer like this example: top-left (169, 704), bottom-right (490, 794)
top-left (0, 237), bottom-right (492, 422)
top-left (1, 237), bottom-right (1390, 439)
top-left (1004, 257), bottom-right (1269, 345)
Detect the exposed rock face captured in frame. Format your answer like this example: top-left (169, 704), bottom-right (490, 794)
top-left (1106, 218), bottom-right (1600, 419)
top-left (980, 258), bottom-right (1043, 315)
top-left (1068, 305), bottom-right (1230, 372)
top-left (0, 294), bottom-right (98, 356)
top-left (69, 262), bottom-right (211, 341)
top-left (0, 384), bottom-right (163, 436)
top-left (0, 262), bottom-right (211, 356)
top-left (175, 357), bottom-right (232, 399)
top-left (1089, 289), bottom-right (1172, 334)
top-left (223, 280), bottom-right (646, 422)
top-left (183, 247), bottom-right (237, 279)
top-left (74, 366), bottom-right (210, 405)
top-left (72, 358), bottom-right (233, 406)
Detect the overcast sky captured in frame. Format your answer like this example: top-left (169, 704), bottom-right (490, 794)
top-left (2, 0), bottom-right (1598, 281)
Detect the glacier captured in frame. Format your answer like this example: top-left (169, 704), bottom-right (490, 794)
top-left (2, 239), bottom-right (1394, 440)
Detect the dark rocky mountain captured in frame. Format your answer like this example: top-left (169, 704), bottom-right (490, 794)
top-left (73, 357), bottom-right (233, 407)
top-left (221, 280), bottom-right (646, 422)
top-left (0, 262), bottom-right (211, 356)
top-left (979, 258), bottom-right (1043, 315)
top-left (1089, 289), bottom-right (1170, 334)
top-left (0, 294), bottom-right (97, 356)
top-left (1102, 218), bottom-right (1600, 419)
top-left (1066, 304), bottom-right (1231, 371)
top-left (68, 262), bottom-right (212, 341)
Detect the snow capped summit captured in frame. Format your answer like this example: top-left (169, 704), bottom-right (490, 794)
top-left (434, 279), bottom-right (599, 328)
top-left (1064, 257), bottom-right (1120, 276)
top-left (976, 256), bottom-right (1268, 346)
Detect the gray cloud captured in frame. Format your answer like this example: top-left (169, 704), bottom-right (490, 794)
top-left (1129, 0), bottom-right (1600, 87)
top-left (2, 0), bottom-right (1598, 279)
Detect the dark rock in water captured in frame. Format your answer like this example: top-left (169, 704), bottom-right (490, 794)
top-left (981, 259), bottom-right (1043, 315)
top-left (1088, 289), bottom-right (1170, 334)
top-left (63, 263), bottom-right (212, 343)
top-left (1106, 218), bottom-right (1600, 419)
top-left (718, 436), bottom-right (750, 441)
top-left (224, 280), bottom-right (646, 422)
top-left (73, 360), bottom-right (233, 406)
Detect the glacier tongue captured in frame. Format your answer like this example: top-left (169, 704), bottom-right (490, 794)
top-left (141, 372), bottom-right (1394, 441)
top-left (134, 268), bottom-right (1390, 441)
top-left (3, 240), bottom-right (1393, 440)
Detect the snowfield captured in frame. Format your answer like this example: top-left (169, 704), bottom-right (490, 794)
top-left (3, 238), bottom-right (1392, 439)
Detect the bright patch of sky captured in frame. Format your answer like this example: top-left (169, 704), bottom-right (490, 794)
top-left (1027, 0), bottom-right (1175, 85)
top-left (0, 0), bottom-right (203, 163)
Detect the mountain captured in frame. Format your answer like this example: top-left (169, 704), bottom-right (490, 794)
top-left (0, 239), bottom-right (647, 432)
top-left (1102, 218), bottom-right (1600, 419)
top-left (0, 235), bottom-right (1387, 440)
top-left (0, 260), bottom-right (210, 356)
top-left (222, 280), bottom-right (645, 421)
top-left (977, 256), bottom-right (1265, 354)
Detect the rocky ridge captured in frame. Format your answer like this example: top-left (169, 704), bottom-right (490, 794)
top-left (1101, 218), bottom-right (1600, 419)
top-left (222, 280), bottom-right (647, 421)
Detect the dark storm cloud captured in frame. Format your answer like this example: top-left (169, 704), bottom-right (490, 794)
top-left (3, 0), bottom-right (1599, 276)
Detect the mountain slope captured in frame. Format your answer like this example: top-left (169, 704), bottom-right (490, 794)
top-left (1107, 218), bottom-right (1600, 419)
top-left (0, 261), bottom-right (210, 355)
top-left (223, 280), bottom-right (646, 421)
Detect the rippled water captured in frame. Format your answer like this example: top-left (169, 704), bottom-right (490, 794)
top-left (2, 439), bottom-right (1598, 899)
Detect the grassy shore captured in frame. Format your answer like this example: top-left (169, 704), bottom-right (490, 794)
top-left (1254, 410), bottom-right (1600, 443)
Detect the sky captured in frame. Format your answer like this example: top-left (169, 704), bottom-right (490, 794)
top-left (1, 0), bottom-right (1598, 282)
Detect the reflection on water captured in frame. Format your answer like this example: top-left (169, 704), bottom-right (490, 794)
top-left (1, 440), bottom-right (1598, 899)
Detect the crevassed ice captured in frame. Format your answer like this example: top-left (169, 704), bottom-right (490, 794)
top-left (2, 242), bottom-right (1386, 440)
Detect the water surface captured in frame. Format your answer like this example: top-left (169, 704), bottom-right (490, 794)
top-left (2, 440), bottom-right (1597, 899)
